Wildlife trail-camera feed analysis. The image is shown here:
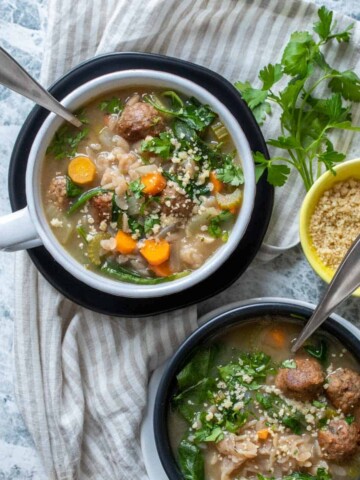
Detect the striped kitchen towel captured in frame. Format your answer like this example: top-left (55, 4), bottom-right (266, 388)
top-left (13, 0), bottom-right (360, 479)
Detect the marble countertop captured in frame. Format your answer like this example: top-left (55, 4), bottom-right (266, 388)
top-left (0, 0), bottom-right (359, 478)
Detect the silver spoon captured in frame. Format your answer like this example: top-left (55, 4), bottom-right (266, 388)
top-left (292, 233), bottom-right (360, 352)
top-left (0, 47), bottom-right (82, 128)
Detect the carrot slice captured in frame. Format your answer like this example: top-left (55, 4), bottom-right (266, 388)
top-left (68, 156), bottom-right (96, 185)
top-left (257, 429), bottom-right (269, 440)
top-left (140, 238), bottom-right (170, 266)
top-left (210, 171), bottom-right (223, 193)
top-left (269, 328), bottom-right (285, 348)
top-left (115, 231), bottom-right (137, 255)
top-left (151, 261), bottom-right (172, 277)
top-left (141, 172), bottom-right (167, 196)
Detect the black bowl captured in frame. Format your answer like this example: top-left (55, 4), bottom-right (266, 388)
top-left (154, 299), bottom-right (360, 479)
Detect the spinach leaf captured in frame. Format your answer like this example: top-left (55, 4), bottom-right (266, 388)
top-left (177, 346), bottom-right (219, 391)
top-left (304, 339), bottom-right (328, 364)
top-left (66, 176), bottom-right (83, 197)
top-left (282, 411), bottom-right (306, 435)
top-left (145, 93), bottom-right (216, 132)
top-left (178, 440), bottom-right (204, 480)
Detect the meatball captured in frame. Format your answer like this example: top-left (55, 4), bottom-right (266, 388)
top-left (275, 357), bottom-right (324, 401)
top-left (117, 102), bottom-right (164, 141)
top-left (326, 368), bottom-right (360, 413)
top-left (90, 192), bottom-right (112, 223)
top-left (160, 186), bottom-right (195, 219)
top-left (47, 175), bottom-right (68, 208)
top-left (318, 419), bottom-right (359, 461)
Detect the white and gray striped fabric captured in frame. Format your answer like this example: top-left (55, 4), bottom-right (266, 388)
top-left (14, 1), bottom-right (360, 479)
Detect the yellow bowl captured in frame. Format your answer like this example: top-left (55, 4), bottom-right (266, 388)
top-left (299, 158), bottom-right (360, 297)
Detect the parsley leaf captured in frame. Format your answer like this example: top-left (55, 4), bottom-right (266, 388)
top-left (259, 63), bottom-right (283, 90)
top-left (141, 132), bottom-right (174, 159)
top-left (47, 125), bottom-right (89, 159)
top-left (144, 215), bottom-right (160, 234)
top-left (216, 155), bottom-right (244, 186)
top-left (99, 97), bottom-right (123, 114)
top-left (128, 217), bottom-right (144, 237)
top-left (303, 339), bottom-right (328, 364)
top-left (253, 152), bottom-right (291, 187)
top-left (128, 179), bottom-right (144, 199)
top-left (208, 211), bottom-right (234, 239)
top-left (235, 6), bottom-right (359, 191)
top-left (281, 359), bottom-right (296, 369)
top-left (345, 415), bottom-right (355, 425)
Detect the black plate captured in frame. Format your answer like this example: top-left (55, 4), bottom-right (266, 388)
top-left (8, 52), bottom-right (273, 317)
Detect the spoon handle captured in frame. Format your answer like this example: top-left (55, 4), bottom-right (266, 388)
top-left (0, 47), bottom-right (82, 128)
top-left (292, 234), bottom-right (360, 352)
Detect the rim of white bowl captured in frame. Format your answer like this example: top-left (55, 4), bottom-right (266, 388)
top-left (26, 70), bottom-right (256, 298)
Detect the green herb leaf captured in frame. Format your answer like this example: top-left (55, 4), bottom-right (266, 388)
top-left (281, 31), bottom-right (317, 78)
top-left (253, 152), bottom-right (291, 187)
top-left (111, 194), bottom-right (121, 223)
top-left (163, 90), bottom-right (184, 109)
top-left (345, 415), bottom-right (355, 425)
top-left (313, 400), bottom-right (326, 408)
top-left (208, 211), bottom-right (234, 239)
top-left (128, 217), bottom-right (144, 237)
top-left (99, 97), bottom-right (123, 114)
top-left (282, 411), bottom-right (306, 435)
top-left (281, 359), bottom-right (297, 369)
top-left (259, 63), bottom-right (283, 90)
top-left (216, 154), bottom-right (244, 186)
top-left (144, 215), bottom-right (160, 234)
top-left (128, 179), bottom-right (145, 199)
top-left (47, 125), bottom-right (89, 159)
top-left (66, 176), bottom-right (83, 197)
top-left (313, 6), bottom-right (333, 41)
top-left (178, 440), bottom-right (205, 480)
top-left (141, 132), bottom-right (174, 159)
top-left (329, 70), bottom-right (360, 102)
top-left (67, 187), bottom-right (107, 215)
top-left (318, 139), bottom-right (346, 173)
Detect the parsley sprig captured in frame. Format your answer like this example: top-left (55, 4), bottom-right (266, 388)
top-left (235, 6), bottom-right (360, 190)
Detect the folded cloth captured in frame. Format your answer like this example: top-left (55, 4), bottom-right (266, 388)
top-left (13, 0), bottom-right (360, 479)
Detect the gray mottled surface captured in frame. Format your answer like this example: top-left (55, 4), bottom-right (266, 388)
top-left (0, 0), bottom-right (359, 477)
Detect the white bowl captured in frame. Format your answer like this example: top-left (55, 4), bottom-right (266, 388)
top-left (0, 70), bottom-right (256, 298)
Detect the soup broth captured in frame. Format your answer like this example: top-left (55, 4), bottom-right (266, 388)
top-left (41, 87), bottom-right (244, 284)
top-left (168, 317), bottom-right (360, 480)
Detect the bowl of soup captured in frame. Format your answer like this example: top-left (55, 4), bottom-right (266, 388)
top-left (0, 70), bottom-right (256, 298)
top-left (154, 299), bottom-right (360, 479)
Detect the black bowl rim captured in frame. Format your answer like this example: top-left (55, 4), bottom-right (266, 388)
top-left (154, 299), bottom-right (360, 479)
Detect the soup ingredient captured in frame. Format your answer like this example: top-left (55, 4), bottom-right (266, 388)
top-left (90, 193), bottom-right (112, 222)
top-left (259, 468), bottom-right (331, 480)
top-left (160, 186), bottom-right (195, 219)
top-left (101, 261), bottom-right (188, 284)
top-left (66, 187), bottom-right (108, 215)
top-left (117, 101), bottom-right (165, 141)
top-left (209, 171), bottom-right (223, 193)
top-left (68, 156), bottom-right (96, 185)
top-left (178, 440), bottom-right (204, 480)
top-left (141, 172), bottom-right (167, 195)
top-left (257, 429), bottom-right (269, 440)
top-left (208, 211), bottom-right (234, 239)
top-left (275, 357), bottom-right (324, 401)
top-left (326, 368), bottom-right (360, 413)
top-left (48, 175), bottom-right (68, 207)
top-left (318, 419), bottom-right (359, 461)
top-left (140, 238), bottom-right (170, 266)
top-left (150, 261), bottom-right (172, 277)
top-left (87, 233), bottom-right (111, 266)
top-left (304, 340), bottom-right (328, 364)
top-left (309, 178), bottom-right (360, 270)
top-left (115, 231), bottom-right (137, 255)
top-left (47, 123), bottom-right (89, 160)
top-left (235, 6), bottom-right (360, 190)
top-left (99, 97), bottom-right (123, 115)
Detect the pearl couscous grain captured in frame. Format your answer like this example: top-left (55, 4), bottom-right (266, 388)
top-left (309, 178), bottom-right (360, 269)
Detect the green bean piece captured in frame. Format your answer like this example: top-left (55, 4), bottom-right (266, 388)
top-left (100, 262), bottom-right (190, 285)
top-left (67, 187), bottom-right (108, 215)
